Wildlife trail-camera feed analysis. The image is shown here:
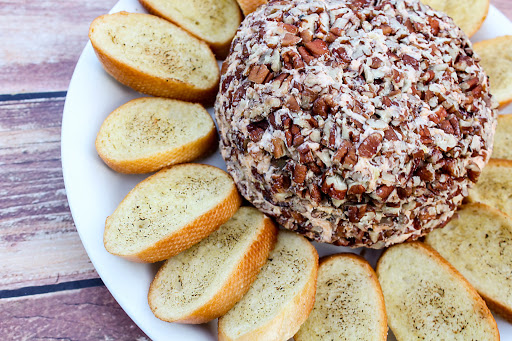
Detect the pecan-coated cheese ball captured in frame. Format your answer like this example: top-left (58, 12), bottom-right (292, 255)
top-left (215, 0), bottom-right (497, 248)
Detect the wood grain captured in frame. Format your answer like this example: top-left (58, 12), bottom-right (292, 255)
top-left (0, 96), bottom-right (98, 290)
top-left (0, 0), bottom-right (117, 94)
top-left (492, 0), bottom-right (512, 21)
top-left (0, 286), bottom-right (147, 340)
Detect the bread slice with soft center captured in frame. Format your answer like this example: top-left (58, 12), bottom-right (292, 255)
top-left (148, 207), bottom-right (277, 323)
top-left (104, 164), bottom-right (241, 262)
top-left (377, 242), bottom-right (499, 341)
top-left (492, 114), bottom-right (512, 160)
top-left (139, 0), bottom-right (241, 58)
top-left (89, 12), bottom-right (219, 102)
top-left (218, 230), bottom-right (318, 341)
top-left (295, 253), bottom-right (387, 341)
top-left (468, 158), bottom-right (512, 217)
top-left (426, 203), bottom-right (512, 322)
top-left (96, 97), bottom-right (216, 174)
top-left (473, 35), bottom-right (512, 107)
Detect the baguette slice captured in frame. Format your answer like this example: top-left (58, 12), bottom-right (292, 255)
top-left (473, 35), bottom-right (512, 107)
top-left (89, 12), bottom-right (220, 103)
top-left (420, 0), bottom-right (489, 37)
top-left (148, 207), bottom-right (278, 323)
top-left (377, 242), bottom-right (499, 341)
top-left (425, 203), bottom-right (512, 322)
top-left (295, 253), bottom-right (387, 341)
top-left (139, 0), bottom-right (241, 58)
top-left (96, 97), bottom-right (216, 174)
top-left (218, 231), bottom-right (318, 341)
top-left (236, 0), bottom-right (267, 16)
top-left (492, 114), bottom-right (512, 160)
top-left (468, 158), bottom-right (512, 217)
top-left (104, 164), bottom-right (241, 262)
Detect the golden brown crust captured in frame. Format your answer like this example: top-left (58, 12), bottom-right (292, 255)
top-left (426, 202), bottom-right (512, 323)
top-left (103, 164), bottom-right (242, 263)
top-left (473, 35), bottom-right (512, 107)
top-left (96, 120), bottom-right (218, 174)
top-left (218, 234), bottom-right (319, 341)
top-left (235, 0), bottom-right (267, 16)
top-left (377, 241), bottom-right (500, 340)
top-left (295, 253), bottom-right (387, 341)
top-left (89, 12), bottom-right (220, 103)
top-left (148, 213), bottom-right (278, 323)
top-left (138, 0), bottom-right (239, 59)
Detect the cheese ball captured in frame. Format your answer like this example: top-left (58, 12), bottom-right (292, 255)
top-left (215, 0), bottom-right (497, 248)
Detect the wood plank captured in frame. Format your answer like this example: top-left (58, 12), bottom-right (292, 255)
top-left (0, 286), bottom-right (148, 340)
top-left (0, 97), bottom-right (98, 290)
top-left (0, 0), bottom-right (117, 94)
top-left (492, 0), bottom-right (512, 21)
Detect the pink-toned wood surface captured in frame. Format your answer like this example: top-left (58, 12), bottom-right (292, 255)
top-left (0, 0), bottom-right (510, 340)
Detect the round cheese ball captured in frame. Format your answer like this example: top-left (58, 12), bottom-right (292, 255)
top-left (215, 0), bottom-right (497, 248)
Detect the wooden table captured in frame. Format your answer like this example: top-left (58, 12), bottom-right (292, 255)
top-left (1, 1), bottom-right (511, 339)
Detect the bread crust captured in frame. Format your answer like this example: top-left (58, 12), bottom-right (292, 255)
top-left (294, 253), bottom-right (387, 341)
top-left (89, 12), bottom-right (220, 103)
top-left (473, 35), bottom-right (512, 107)
top-left (426, 202), bottom-right (512, 323)
top-left (95, 98), bottom-right (218, 174)
top-left (103, 164), bottom-right (242, 262)
top-left (138, 0), bottom-right (241, 59)
top-left (148, 210), bottom-right (278, 323)
top-left (218, 233), bottom-right (319, 341)
top-left (235, 0), bottom-right (267, 15)
top-left (377, 241), bottom-right (500, 340)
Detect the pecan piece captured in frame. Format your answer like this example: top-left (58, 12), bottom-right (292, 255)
top-left (376, 185), bottom-right (394, 200)
top-left (309, 184), bottom-right (322, 204)
top-left (347, 205), bottom-right (367, 223)
top-left (298, 46), bottom-right (315, 64)
top-left (248, 65), bottom-right (270, 84)
top-left (402, 54), bottom-right (419, 70)
top-left (272, 138), bottom-right (285, 158)
top-left (293, 164), bottom-right (308, 183)
top-left (348, 184), bottom-right (365, 195)
top-left (305, 39), bottom-right (329, 58)
top-left (282, 33), bottom-right (301, 47)
top-left (358, 133), bottom-right (383, 158)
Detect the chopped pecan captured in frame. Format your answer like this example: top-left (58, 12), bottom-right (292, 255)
top-left (312, 98), bottom-right (328, 119)
top-left (347, 205), bottom-right (367, 223)
top-left (305, 39), bottom-right (329, 58)
top-left (427, 17), bottom-right (440, 35)
top-left (298, 145), bottom-right (315, 163)
top-left (298, 46), bottom-right (315, 64)
top-left (271, 174), bottom-right (290, 193)
top-left (348, 184), bottom-right (365, 195)
top-left (402, 54), bottom-right (419, 69)
top-left (282, 33), bottom-right (301, 47)
top-left (293, 164), bottom-right (308, 183)
top-left (286, 96), bottom-right (300, 111)
top-left (439, 120), bottom-right (454, 134)
top-left (376, 185), bottom-right (394, 200)
top-left (248, 65), bottom-right (270, 84)
top-left (384, 128), bottom-right (399, 141)
top-left (280, 23), bottom-right (298, 34)
top-left (370, 57), bottom-right (383, 69)
top-left (299, 29), bottom-right (313, 44)
top-left (379, 24), bottom-right (393, 35)
top-left (358, 133), bottom-right (383, 158)
top-left (272, 138), bottom-right (285, 158)
top-left (309, 184), bottom-right (322, 204)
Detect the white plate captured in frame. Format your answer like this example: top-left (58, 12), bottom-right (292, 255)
top-left (61, 1), bottom-right (512, 340)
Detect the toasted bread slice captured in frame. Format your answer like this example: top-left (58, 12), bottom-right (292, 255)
top-left (468, 158), bottom-right (512, 217)
top-left (377, 242), bottom-right (499, 341)
top-left (95, 97), bottom-right (216, 174)
top-left (89, 12), bottom-right (219, 103)
top-left (218, 231), bottom-right (318, 341)
top-left (425, 203), bottom-right (512, 322)
top-left (420, 0), bottom-right (489, 37)
top-left (236, 0), bottom-right (267, 16)
top-left (473, 36), bottom-right (512, 107)
top-left (148, 207), bottom-right (278, 323)
top-left (492, 114), bottom-right (512, 160)
top-left (295, 253), bottom-right (387, 341)
top-left (139, 0), bottom-right (241, 58)
top-left (103, 164), bottom-right (241, 262)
